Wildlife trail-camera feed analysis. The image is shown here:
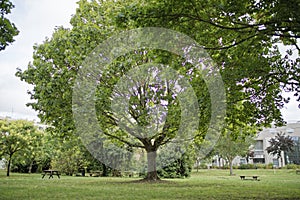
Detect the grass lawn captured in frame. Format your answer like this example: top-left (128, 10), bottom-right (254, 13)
top-left (0, 169), bottom-right (299, 200)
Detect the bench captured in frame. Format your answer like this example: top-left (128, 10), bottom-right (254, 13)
top-left (42, 170), bottom-right (61, 179)
top-left (240, 175), bottom-right (260, 181)
top-left (296, 170), bottom-right (300, 174)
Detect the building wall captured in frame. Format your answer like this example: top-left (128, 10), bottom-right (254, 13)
top-left (208, 122), bottom-right (300, 168)
top-left (252, 122), bottom-right (300, 167)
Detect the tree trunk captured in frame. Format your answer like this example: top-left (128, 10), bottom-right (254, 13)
top-left (229, 159), bottom-right (234, 176)
top-left (145, 150), bottom-right (159, 181)
top-left (102, 163), bottom-right (108, 177)
top-left (7, 155), bottom-right (12, 177)
top-left (28, 160), bottom-right (33, 174)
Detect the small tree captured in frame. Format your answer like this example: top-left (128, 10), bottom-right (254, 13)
top-left (50, 137), bottom-right (90, 176)
top-left (215, 131), bottom-right (255, 176)
top-left (0, 119), bottom-right (41, 176)
top-left (266, 132), bottom-right (294, 167)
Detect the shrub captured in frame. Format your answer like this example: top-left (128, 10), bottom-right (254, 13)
top-left (158, 153), bottom-right (192, 178)
top-left (255, 164), bottom-right (265, 169)
top-left (265, 163), bottom-right (274, 169)
top-left (238, 164), bottom-right (256, 169)
top-left (196, 163), bottom-right (208, 169)
top-left (284, 164), bottom-right (300, 169)
top-left (222, 165), bottom-right (229, 169)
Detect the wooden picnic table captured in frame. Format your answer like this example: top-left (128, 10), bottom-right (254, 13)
top-left (42, 170), bottom-right (60, 179)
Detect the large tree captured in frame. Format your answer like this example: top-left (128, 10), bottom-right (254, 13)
top-left (0, 0), bottom-right (19, 51)
top-left (16, 0), bottom-right (299, 180)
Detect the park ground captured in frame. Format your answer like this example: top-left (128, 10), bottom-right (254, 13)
top-left (0, 169), bottom-right (299, 200)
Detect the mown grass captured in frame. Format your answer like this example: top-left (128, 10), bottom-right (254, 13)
top-left (0, 169), bottom-right (299, 200)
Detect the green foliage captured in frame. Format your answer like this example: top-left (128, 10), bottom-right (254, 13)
top-left (0, 119), bottom-right (42, 176)
top-left (158, 153), bottom-right (193, 178)
top-left (266, 132), bottom-right (295, 159)
top-left (197, 163), bottom-right (209, 169)
top-left (124, 0), bottom-right (299, 123)
top-left (0, 0), bottom-right (19, 50)
top-left (283, 164), bottom-right (300, 169)
top-left (238, 163), bottom-right (279, 169)
top-left (238, 164), bottom-right (256, 169)
top-left (214, 122), bottom-right (256, 175)
top-left (47, 137), bottom-right (90, 176)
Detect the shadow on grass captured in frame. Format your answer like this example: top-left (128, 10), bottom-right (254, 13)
top-left (111, 178), bottom-right (177, 185)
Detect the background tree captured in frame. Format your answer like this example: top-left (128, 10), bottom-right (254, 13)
top-left (10, 128), bottom-right (43, 174)
top-left (0, 0), bottom-right (19, 51)
top-left (266, 132), bottom-right (295, 167)
top-left (50, 138), bottom-right (90, 176)
top-left (0, 119), bottom-right (41, 176)
top-left (215, 123), bottom-right (256, 176)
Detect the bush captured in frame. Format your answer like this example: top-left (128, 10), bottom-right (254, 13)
top-left (11, 159), bottom-right (39, 173)
top-left (221, 165), bottom-right (229, 169)
top-left (157, 153), bottom-right (192, 178)
top-left (238, 164), bottom-right (256, 169)
top-left (195, 163), bottom-right (208, 170)
top-left (265, 163), bottom-right (274, 169)
top-left (255, 164), bottom-right (266, 169)
top-left (284, 164), bottom-right (300, 169)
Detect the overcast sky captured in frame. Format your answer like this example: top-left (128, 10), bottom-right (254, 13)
top-left (0, 0), bottom-right (78, 121)
top-left (0, 0), bottom-right (299, 123)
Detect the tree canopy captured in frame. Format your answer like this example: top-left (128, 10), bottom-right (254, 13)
top-left (266, 132), bottom-right (295, 167)
top-left (0, 119), bottom-right (42, 176)
top-left (215, 127), bottom-right (255, 175)
top-left (0, 0), bottom-right (19, 51)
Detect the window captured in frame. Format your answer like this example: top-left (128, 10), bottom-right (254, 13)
top-left (240, 158), bottom-right (246, 164)
top-left (286, 128), bottom-right (294, 134)
top-left (273, 159), bottom-right (279, 167)
top-left (255, 140), bottom-right (263, 150)
top-left (253, 158), bottom-right (265, 164)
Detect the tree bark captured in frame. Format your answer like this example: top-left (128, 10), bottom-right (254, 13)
top-left (281, 151), bottom-right (285, 168)
top-left (28, 161), bottom-right (33, 174)
top-left (7, 154), bottom-right (12, 177)
top-left (145, 149), bottom-right (160, 181)
top-left (229, 158), bottom-right (234, 176)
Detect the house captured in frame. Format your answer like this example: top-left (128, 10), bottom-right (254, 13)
top-left (251, 122), bottom-right (300, 167)
top-left (209, 122), bottom-right (300, 168)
